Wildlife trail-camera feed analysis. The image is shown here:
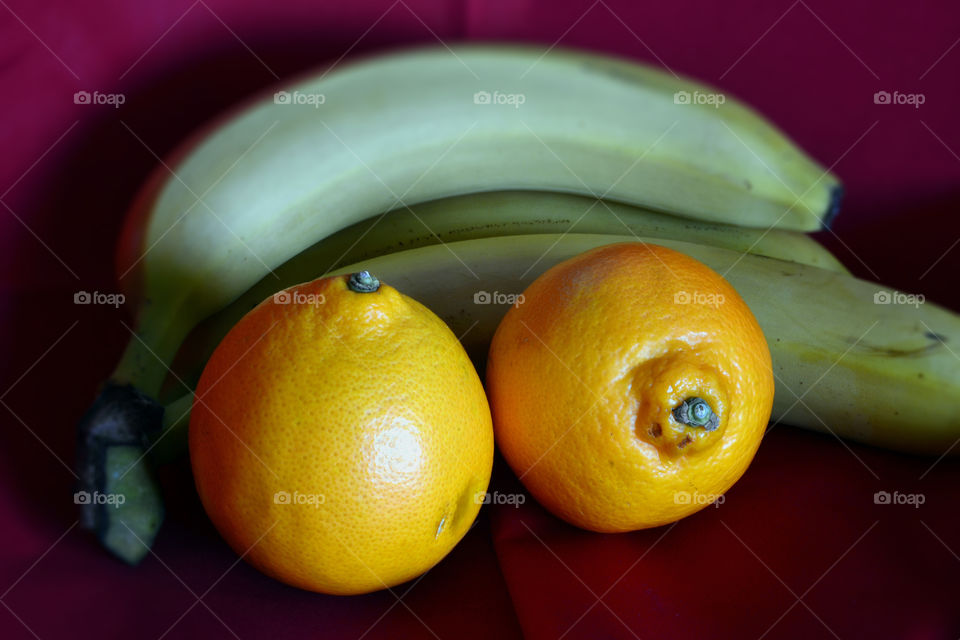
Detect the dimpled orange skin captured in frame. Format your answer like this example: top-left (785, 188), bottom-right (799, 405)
top-left (486, 243), bottom-right (774, 532)
top-left (189, 274), bottom-right (494, 595)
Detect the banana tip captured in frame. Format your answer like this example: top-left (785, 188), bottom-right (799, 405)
top-left (822, 184), bottom-right (844, 230)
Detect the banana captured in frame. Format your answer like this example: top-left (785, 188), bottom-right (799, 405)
top-left (84, 45), bottom-right (844, 563)
top-left (144, 231), bottom-right (954, 565)
top-left (157, 191), bottom-right (846, 399)
top-left (282, 190), bottom-right (849, 275)
top-left (90, 187), bottom-right (846, 564)
top-left (151, 192), bottom-right (848, 462)
top-left (113, 45), bottom-right (841, 398)
top-left (160, 233), bottom-right (959, 456)
top-left (312, 234), bottom-right (955, 456)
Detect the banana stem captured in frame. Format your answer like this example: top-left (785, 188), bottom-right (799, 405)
top-left (110, 309), bottom-right (193, 398)
top-left (78, 305), bottom-right (193, 564)
top-left (150, 392), bottom-right (193, 464)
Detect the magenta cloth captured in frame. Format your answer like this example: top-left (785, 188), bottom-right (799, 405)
top-left (1, 1), bottom-right (959, 638)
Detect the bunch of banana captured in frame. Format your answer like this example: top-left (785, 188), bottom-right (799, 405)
top-left (77, 45), bottom-right (950, 567)
top-left (154, 190), bottom-right (846, 401)
top-left (111, 45), bottom-right (842, 400)
top-left (160, 230), bottom-right (959, 464)
top-left (323, 235), bottom-right (960, 454)
top-left (142, 190), bottom-right (847, 460)
top-left (149, 223), bottom-right (960, 491)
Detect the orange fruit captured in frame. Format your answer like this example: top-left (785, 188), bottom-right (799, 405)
top-left (486, 243), bottom-right (773, 532)
top-left (189, 272), bottom-right (494, 595)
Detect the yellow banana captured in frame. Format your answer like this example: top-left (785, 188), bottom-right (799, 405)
top-left (115, 45), bottom-right (841, 398)
top-left (299, 191), bottom-right (849, 275)
top-left (158, 191), bottom-right (845, 398)
top-left (320, 234), bottom-right (957, 456)
top-left (162, 233), bottom-right (957, 457)
top-left (82, 45), bottom-right (844, 563)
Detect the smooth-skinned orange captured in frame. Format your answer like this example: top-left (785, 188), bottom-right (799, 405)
top-left (190, 272), bottom-right (494, 595)
top-left (486, 243), bottom-right (774, 532)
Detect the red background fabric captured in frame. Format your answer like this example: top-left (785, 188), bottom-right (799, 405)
top-left (1, 1), bottom-right (959, 638)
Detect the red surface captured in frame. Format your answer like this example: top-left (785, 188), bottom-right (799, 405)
top-left (2, 1), bottom-right (960, 638)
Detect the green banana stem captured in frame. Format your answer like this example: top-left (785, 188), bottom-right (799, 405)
top-left (151, 391), bottom-right (193, 465)
top-left (110, 310), bottom-right (194, 397)
top-left (76, 302), bottom-right (194, 564)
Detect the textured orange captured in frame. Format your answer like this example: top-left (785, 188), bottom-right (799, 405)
top-left (189, 274), bottom-right (494, 595)
top-left (486, 243), bottom-right (774, 532)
